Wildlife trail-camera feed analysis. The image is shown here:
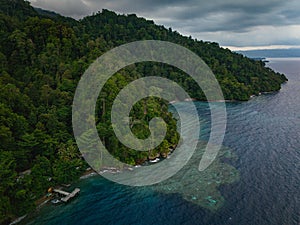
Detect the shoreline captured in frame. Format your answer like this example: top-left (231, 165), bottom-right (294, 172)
top-left (10, 169), bottom-right (99, 225)
top-left (21, 152), bottom-right (178, 223)
top-left (169, 98), bottom-right (243, 104)
top-left (169, 91), bottom-right (282, 105)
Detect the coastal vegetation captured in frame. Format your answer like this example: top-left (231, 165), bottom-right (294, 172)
top-left (0, 0), bottom-right (287, 223)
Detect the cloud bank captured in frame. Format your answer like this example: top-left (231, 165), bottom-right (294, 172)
top-left (28, 0), bottom-right (300, 49)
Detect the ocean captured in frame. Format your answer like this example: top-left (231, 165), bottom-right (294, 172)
top-left (24, 58), bottom-right (300, 225)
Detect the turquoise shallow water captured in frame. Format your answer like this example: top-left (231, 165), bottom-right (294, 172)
top-left (25, 58), bottom-right (300, 225)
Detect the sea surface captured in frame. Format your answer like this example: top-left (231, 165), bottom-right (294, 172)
top-left (24, 58), bottom-right (300, 225)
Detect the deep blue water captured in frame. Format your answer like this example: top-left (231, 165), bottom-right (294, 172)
top-left (25, 58), bottom-right (300, 225)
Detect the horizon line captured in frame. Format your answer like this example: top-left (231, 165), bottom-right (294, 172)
top-left (223, 45), bottom-right (300, 51)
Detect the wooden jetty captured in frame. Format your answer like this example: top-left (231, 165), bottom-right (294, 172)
top-left (53, 188), bottom-right (80, 203)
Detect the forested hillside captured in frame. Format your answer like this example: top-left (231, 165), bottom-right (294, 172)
top-left (0, 0), bottom-right (287, 223)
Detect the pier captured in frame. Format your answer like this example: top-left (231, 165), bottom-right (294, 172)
top-left (53, 188), bottom-right (80, 203)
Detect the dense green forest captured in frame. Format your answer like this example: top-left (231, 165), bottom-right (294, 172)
top-left (0, 0), bottom-right (287, 223)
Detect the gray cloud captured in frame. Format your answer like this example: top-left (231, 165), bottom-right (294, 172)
top-left (29, 0), bottom-right (300, 49)
top-left (148, 0), bottom-right (294, 32)
top-left (30, 0), bottom-right (92, 18)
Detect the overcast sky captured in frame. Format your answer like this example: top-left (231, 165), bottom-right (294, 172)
top-left (28, 0), bottom-right (300, 50)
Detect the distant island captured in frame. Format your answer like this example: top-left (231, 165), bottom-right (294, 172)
top-left (237, 48), bottom-right (300, 58)
top-left (0, 0), bottom-right (287, 224)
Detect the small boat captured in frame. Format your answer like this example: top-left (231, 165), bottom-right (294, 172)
top-left (149, 158), bottom-right (160, 163)
top-left (51, 199), bottom-right (61, 204)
